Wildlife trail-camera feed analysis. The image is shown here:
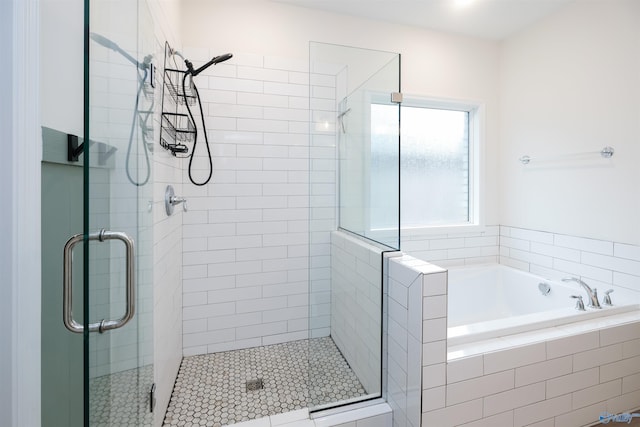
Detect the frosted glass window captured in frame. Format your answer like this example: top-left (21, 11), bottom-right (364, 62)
top-left (371, 104), bottom-right (472, 228)
top-left (370, 104), bottom-right (400, 230)
top-left (401, 106), bottom-right (470, 227)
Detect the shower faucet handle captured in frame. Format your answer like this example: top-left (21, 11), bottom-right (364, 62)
top-left (170, 196), bottom-right (188, 212)
top-left (603, 289), bottom-right (614, 305)
top-left (164, 185), bottom-right (187, 215)
top-left (571, 295), bottom-right (585, 311)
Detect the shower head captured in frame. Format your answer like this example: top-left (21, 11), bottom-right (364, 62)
top-left (185, 53), bottom-right (233, 77)
top-left (90, 32), bottom-right (147, 70)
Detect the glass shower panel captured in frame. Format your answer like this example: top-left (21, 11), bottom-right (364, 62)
top-left (308, 42), bottom-right (400, 413)
top-left (352, 58), bottom-right (401, 249)
top-left (85, 0), bottom-right (154, 424)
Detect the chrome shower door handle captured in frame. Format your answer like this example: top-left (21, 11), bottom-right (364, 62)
top-left (63, 229), bottom-right (136, 333)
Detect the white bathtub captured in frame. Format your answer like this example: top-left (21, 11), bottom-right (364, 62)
top-left (447, 264), bottom-right (638, 346)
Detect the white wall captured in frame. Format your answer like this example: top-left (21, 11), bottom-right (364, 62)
top-left (40, 0), bottom-right (83, 136)
top-left (181, 0), bottom-right (502, 227)
top-left (499, 0), bottom-right (640, 245)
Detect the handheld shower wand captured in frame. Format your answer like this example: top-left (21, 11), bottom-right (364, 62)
top-left (185, 53), bottom-right (233, 76)
top-left (180, 52), bottom-right (233, 186)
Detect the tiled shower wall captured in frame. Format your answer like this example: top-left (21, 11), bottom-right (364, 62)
top-left (330, 231), bottom-right (386, 395)
top-left (178, 49), bottom-right (337, 355)
top-left (153, 42), bottom-right (186, 426)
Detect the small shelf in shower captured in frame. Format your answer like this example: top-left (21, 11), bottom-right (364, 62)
top-left (164, 68), bottom-right (196, 106)
top-left (160, 112), bottom-right (195, 149)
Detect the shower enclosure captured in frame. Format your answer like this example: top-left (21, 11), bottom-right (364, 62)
top-left (41, 0), bottom-right (155, 425)
top-left (41, 1), bottom-right (401, 421)
top-left (165, 42), bottom-right (401, 424)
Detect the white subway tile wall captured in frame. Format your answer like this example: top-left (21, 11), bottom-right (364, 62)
top-left (180, 49), bottom-right (337, 355)
top-left (402, 224), bottom-right (640, 298)
top-left (330, 231), bottom-right (386, 396)
top-left (401, 225), bottom-right (640, 302)
top-left (385, 254), bottom-right (447, 427)
top-left (400, 226), bottom-right (500, 268)
top-left (430, 311), bottom-right (640, 427)
top-left (153, 36), bottom-right (187, 425)
top-left (500, 226), bottom-right (640, 296)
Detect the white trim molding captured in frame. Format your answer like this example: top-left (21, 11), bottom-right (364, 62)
top-left (1, 0), bottom-right (42, 425)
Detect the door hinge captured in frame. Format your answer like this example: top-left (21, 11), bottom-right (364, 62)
top-left (390, 92), bottom-right (403, 104)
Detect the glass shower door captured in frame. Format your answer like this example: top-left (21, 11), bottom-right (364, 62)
top-left (79, 0), bottom-right (154, 424)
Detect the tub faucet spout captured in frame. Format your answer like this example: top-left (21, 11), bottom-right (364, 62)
top-left (562, 277), bottom-right (601, 309)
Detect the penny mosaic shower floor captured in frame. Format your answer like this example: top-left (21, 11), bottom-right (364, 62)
top-left (162, 337), bottom-right (367, 426)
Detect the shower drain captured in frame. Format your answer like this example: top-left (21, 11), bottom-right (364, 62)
top-left (246, 378), bottom-right (264, 391)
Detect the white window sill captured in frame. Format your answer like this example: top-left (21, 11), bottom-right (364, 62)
top-left (400, 223), bottom-right (496, 238)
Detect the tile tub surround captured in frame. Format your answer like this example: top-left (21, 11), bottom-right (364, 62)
top-left (402, 224), bottom-right (640, 302)
top-left (387, 250), bottom-right (640, 426)
top-left (385, 252), bottom-right (640, 426)
top-left (436, 311), bottom-right (640, 427)
top-left (400, 225), bottom-right (500, 268)
top-left (499, 226), bottom-right (640, 300)
top-left (401, 224), bottom-right (640, 302)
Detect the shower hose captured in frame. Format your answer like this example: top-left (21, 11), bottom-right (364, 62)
top-left (182, 72), bottom-right (213, 186)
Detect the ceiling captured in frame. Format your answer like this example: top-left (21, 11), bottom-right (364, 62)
top-left (271, 0), bottom-right (577, 40)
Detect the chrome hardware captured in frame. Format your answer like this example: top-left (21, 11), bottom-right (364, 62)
top-left (390, 92), bottom-right (403, 104)
top-left (571, 295), bottom-right (585, 311)
top-left (165, 185), bottom-right (187, 216)
top-left (601, 146), bottom-right (615, 158)
top-left (562, 277), bottom-right (601, 309)
top-left (519, 146), bottom-right (614, 165)
top-left (63, 229), bottom-right (136, 333)
top-left (519, 155), bottom-right (531, 165)
top-left (538, 282), bottom-right (551, 296)
top-left (603, 289), bottom-right (614, 305)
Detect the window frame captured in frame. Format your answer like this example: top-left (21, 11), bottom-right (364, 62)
top-left (396, 95), bottom-right (484, 233)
